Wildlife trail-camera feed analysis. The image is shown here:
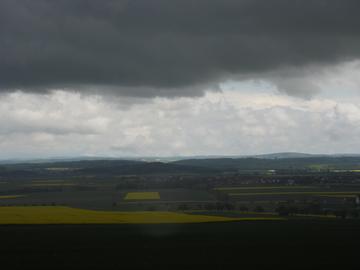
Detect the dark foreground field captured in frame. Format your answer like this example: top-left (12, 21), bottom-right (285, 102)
top-left (1, 220), bottom-right (359, 269)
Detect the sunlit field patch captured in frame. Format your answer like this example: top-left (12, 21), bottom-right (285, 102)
top-left (124, 192), bottom-right (160, 200)
top-left (0, 206), bottom-right (284, 224)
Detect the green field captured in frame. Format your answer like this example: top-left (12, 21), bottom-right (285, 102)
top-left (228, 191), bottom-right (360, 197)
top-left (32, 180), bottom-right (67, 183)
top-left (27, 183), bottom-right (77, 187)
top-left (1, 220), bottom-right (359, 268)
top-left (124, 192), bottom-right (161, 200)
top-left (214, 186), bottom-right (313, 191)
top-left (215, 186), bottom-right (360, 200)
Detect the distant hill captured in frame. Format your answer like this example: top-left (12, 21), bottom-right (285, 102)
top-left (2, 153), bottom-right (360, 178)
top-left (252, 152), bottom-right (321, 159)
top-left (171, 156), bottom-right (360, 171)
top-left (0, 159), bottom-right (218, 178)
top-left (78, 161), bottom-right (218, 175)
top-left (252, 152), bottom-right (360, 159)
top-left (2, 152), bottom-right (360, 165)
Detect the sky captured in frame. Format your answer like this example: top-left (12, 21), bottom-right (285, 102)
top-left (1, 0), bottom-right (360, 159)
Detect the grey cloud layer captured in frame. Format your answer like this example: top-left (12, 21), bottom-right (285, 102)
top-left (1, 0), bottom-right (360, 96)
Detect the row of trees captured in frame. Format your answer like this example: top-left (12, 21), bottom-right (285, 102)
top-left (276, 202), bottom-right (360, 218)
top-left (177, 202), bottom-right (264, 212)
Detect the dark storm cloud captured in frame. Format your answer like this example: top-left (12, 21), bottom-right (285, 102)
top-left (1, 0), bottom-right (360, 96)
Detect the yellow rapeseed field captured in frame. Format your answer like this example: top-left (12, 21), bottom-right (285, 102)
top-left (0, 206), bottom-right (284, 224)
top-left (124, 192), bottom-right (160, 200)
top-left (0, 195), bottom-right (25, 199)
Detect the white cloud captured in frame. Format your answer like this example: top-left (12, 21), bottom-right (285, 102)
top-left (1, 83), bottom-right (360, 159)
top-left (0, 91), bottom-right (111, 135)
